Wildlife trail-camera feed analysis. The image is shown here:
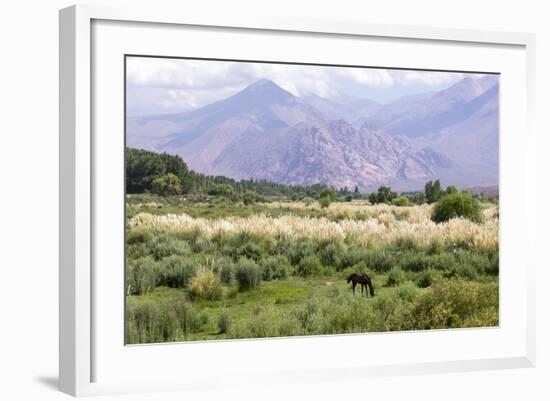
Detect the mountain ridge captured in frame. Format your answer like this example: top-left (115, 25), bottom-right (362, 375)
top-left (126, 76), bottom-right (499, 191)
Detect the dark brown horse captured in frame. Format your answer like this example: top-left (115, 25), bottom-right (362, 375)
top-left (347, 273), bottom-right (375, 297)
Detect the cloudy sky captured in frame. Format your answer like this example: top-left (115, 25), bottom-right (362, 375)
top-left (126, 56), bottom-right (473, 116)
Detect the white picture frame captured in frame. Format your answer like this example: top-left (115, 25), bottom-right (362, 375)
top-left (59, 4), bottom-right (536, 397)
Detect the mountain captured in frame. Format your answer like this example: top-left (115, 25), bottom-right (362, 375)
top-left (371, 75), bottom-right (498, 138)
top-left (127, 77), bottom-right (498, 191)
top-left (300, 94), bottom-right (381, 123)
top-left (210, 118), bottom-right (449, 190)
top-left (352, 75), bottom-right (500, 187)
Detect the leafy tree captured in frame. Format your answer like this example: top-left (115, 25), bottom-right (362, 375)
top-left (208, 183), bottom-right (235, 197)
top-left (425, 179), bottom-right (443, 203)
top-left (319, 188), bottom-right (337, 201)
top-left (243, 190), bottom-right (257, 205)
top-left (368, 186), bottom-right (397, 204)
top-left (408, 192), bottom-right (425, 205)
top-left (354, 185), bottom-right (359, 193)
top-left (345, 195), bottom-right (353, 202)
top-left (431, 191), bottom-right (481, 223)
top-left (445, 185), bottom-right (458, 195)
top-left (152, 173), bottom-right (182, 196)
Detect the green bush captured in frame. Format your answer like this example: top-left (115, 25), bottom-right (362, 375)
top-left (394, 278), bottom-right (499, 330)
top-left (431, 192), bottom-right (481, 223)
top-left (395, 281), bottom-right (419, 302)
top-left (126, 227), bottom-right (152, 244)
top-left (320, 197), bottom-right (331, 208)
top-left (319, 188), bottom-right (337, 201)
top-left (286, 239), bottom-right (317, 266)
top-left (391, 196), bottom-right (409, 206)
top-left (147, 235), bottom-right (191, 260)
top-left (157, 255), bottom-right (196, 288)
top-left (385, 267), bottom-right (406, 287)
top-left (236, 242), bottom-right (264, 261)
top-left (416, 269), bottom-right (441, 288)
top-left (187, 268), bottom-right (223, 300)
top-left (217, 310), bottom-right (232, 334)
top-left (363, 249), bottom-right (395, 273)
top-left (126, 256), bottom-right (159, 295)
top-left (260, 256), bottom-right (290, 281)
top-left (125, 296), bottom-right (207, 344)
top-left (217, 258), bottom-right (235, 283)
top-left (234, 258), bottom-right (262, 291)
top-left (319, 241), bottom-right (344, 267)
top-left (295, 255), bottom-right (323, 277)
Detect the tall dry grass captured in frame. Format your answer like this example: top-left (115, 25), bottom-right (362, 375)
top-left (129, 204), bottom-right (498, 254)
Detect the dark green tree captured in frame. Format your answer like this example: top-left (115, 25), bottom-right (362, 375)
top-left (425, 179), bottom-right (443, 204)
top-left (152, 173), bottom-right (182, 196)
top-left (368, 186), bottom-right (397, 204)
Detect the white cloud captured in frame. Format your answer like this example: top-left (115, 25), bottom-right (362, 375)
top-left (126, 57), bottom-right (473, 115)
top-left (392, 70), bottom-right (464, 86)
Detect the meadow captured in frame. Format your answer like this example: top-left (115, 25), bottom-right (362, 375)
top-left (125, 195), bottom-right (499, 344)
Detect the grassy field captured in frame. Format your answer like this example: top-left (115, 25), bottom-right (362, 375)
top-left (125, 195), bottom-right (499, 344)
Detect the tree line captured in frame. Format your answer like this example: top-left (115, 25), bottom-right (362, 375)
top-left (126, 147), bottom-right (327, 199)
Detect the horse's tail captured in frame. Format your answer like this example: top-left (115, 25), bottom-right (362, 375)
top-left (366, 276), bottom-right (375, 297)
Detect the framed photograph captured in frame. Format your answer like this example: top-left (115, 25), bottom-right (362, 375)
top-left (59, 4), bottom-right (536, 396)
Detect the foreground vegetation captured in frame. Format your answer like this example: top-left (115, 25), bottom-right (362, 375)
top-left (125, 195), bottom-right (499, 344)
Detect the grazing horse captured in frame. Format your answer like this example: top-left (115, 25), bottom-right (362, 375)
top-left (347, 273), bottom-right (375, 297)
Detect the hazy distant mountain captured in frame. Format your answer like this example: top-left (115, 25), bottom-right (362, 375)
top-left (127, 76), bottom-right (499, 191)
top-left (300, 94), bottom-right (381, 123)
top-left (363, 75), bottom-right (499, 187)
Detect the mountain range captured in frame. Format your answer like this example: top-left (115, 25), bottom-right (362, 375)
top-left (127, 75), bottom-right (499, 191)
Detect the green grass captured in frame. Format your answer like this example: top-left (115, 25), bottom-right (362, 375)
top-left (125, 194), bottom-right (499, 344)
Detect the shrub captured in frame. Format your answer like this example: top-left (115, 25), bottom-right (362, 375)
top-left (236, 242), bottom-right (264, 262)
top-left (363, 249), bottom-right (395, 273)
top-left (337, 247), bottom-right (367, 270)
top-left (320, 197), bottom-right (331, 208)
top-left (302, 197), bottom-right (314, 206)
top-left (345, 195), bottom-right (353, 202)
top-left (444, 264), bottom-right (479, 281)
top-left (416, 269), bottom-right (441, 288)
top-left (320, 188), bottom-right (337, 201)
top-left (431, 192), bottom-right (481, 223)
top-left (190, 236), bottom-right (215, 253)
top-left (187, 267), bottom-right (223, 300)
top-left (260, 256), bottom-right (290, 281)
top-left (295, 255), bottom-right (323, 277)
top-left (392, 236), bottom-right (418, 251)
top-left (126, 227), bottom-right (152, 244)
top-left (217, 310), bottom-right (232, 334)
top-left (126, 256), bottom-right (159, 295)
top-left (217, 258), bottom-right (235, 283)
top-left (234, 258), bottom-right (262, 291)
top-left (147, 235), bottom-right (191, 260)
top-left (157, 255), bottom-right (196, 288)
top-left (286, 239), bottom-right (317, 266)
top-left (395, 278), bottom-right (499, 330)
top-left (395, 281), bottom-right (419, 302)
top-left (391, 196), bottom-right (409, 206)
top-left (385, 267), bottom-right (405, 287)
top-left (319, 241), bottom-right (344, 267)
top-left (125, 296), bottom-right (206, 344)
